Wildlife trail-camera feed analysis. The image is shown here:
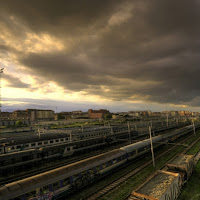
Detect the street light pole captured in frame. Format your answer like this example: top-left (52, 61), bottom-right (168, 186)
top-left (149, 126), bottom-right (155, 167)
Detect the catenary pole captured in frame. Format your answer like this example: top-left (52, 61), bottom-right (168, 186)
top-left (149, 126), bottom-right (155, 167)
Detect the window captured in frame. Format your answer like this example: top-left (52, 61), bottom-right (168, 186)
top-left (38, 142), bottom-right (42, 145)
top-left (31, 143), bottom-right (36, 147)
top-left (102, 163), bottom-right (106, 169)
top-left (11, 197), bottom-right (21, 200)
top-left (96, 165), bottom-right (101, 171)
top-left (113, 159), bottom-right (117, 164)
top-left (55, 139), bottom-right (59, 142)
top-left (40, 185), bottom-right (49, 194)
top-left (63, 178), bottom-right (70, 186)
top-left (11, 146), bottom-right (15, 150)
top-left (26, 190), bottom-right (36, 198)
top-left (16, 145), bottom-right (21, 149)
top-left (107, 160), bottom-right (112, 166)
top-left (22, 156), bottom-right (31, 161)
top-left (44, 141), bottom-right (48, 144)
top-left (138, 147), bottom-right (145, 153)
top-left (60, 139), bottom-right (64, 142)
top-left (50, 140), bottom-right (54, 143)
top-left (52, 181), bottom-right (60, 190)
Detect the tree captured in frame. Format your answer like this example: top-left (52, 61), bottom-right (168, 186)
top-left (16, 120), bottom-right (23, 127)
top-left (104, 113), bottom-right (112, 119)
top-left (57, 113), bottom-right (65, 120)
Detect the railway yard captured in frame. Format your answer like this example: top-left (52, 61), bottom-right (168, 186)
top-left (0, 120), bottom-right (200, 200)
top-left (68, 127), bottom-right (200, 200)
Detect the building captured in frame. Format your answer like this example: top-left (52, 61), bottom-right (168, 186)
top-left (0, 112), bottom-right (12, 120)
top-left (27, 109), bottom-right (54, 121)
top-left (54, 111), bottom-right (88, 120)
top-left (11, 110), bottom-right (30, 120)
top-left (88, 109), bottom-right (110, 119)
top-left (128, 111), bottom-right (152, 117)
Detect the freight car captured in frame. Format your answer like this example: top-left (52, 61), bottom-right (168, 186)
top-left (0, 124), bottom-right (196, 200)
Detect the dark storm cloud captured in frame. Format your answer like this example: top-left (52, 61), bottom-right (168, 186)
top-left (1, 0), bottom-right (200, 106)
top-left (0, 0), bottom-right (123, 36)
top-left (2, 74), bottom-right (31, 88)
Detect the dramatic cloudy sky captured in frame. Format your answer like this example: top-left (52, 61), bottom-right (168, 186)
top-left (0, 0), bottom-right (200, 112)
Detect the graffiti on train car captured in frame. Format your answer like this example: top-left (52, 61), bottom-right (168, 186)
top-left (30, 192), bottom-right (52, 200)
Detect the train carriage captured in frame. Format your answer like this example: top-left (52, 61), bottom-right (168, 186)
top-left (0, 124), bottom-right (196, 200)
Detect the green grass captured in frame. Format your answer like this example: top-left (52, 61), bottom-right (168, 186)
top-left (178, 161), bottom-right (200, 200)
top-left (67, 145), bottom-right (172, 200)
top-left (187, 139), bottom-right (200, 155)
top-left (100, 131), bottom-right (200, 200)
top-left (184, 131), bottom-right (200, 145)
top-left (101, 146), bottom-right (184, 200)
top-left (67, 131), bottom-right (200, 200)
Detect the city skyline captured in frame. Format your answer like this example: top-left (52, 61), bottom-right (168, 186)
top-left (1, 0), bottom-right (200, 112)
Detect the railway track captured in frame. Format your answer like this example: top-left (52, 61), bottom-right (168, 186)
top-left (125, 134), bottom-right (200, 200)
top-left (0, 141), bottom-right (132, 186)
top-left (0, 126), bottom-right (177, 186)
top-left (84, 132), bottom-right (199, 200)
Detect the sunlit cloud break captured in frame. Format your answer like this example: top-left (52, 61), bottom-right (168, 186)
top-left (0, 0), bottom-right (200, 112)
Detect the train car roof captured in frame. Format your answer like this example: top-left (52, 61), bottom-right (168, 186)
top-left (120, 135), bottom-right (163, 153)
top-left (0, 149), bottom-right (124, 199)
top-left (0, 126), bottom-right (113, 146)
top-left (0, 149), bottom-right (40, 161)
top-left (0, 131), bottom-right (70, 145)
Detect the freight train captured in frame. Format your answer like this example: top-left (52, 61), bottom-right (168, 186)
top-left (0, 124), bottom-right (197, 200)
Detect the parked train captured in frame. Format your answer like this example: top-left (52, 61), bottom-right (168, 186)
top-left (0, 124), bottom-right (197, 200)
top-left (0, 128), bottom-right (138, 177)
top-left (0, 122), bottom-right (184, 155)
top-left (0, 124), bottom-right (183, 177)
top-left (0, 127), bottom-right (124, 155)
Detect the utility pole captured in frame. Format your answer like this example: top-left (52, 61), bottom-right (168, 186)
top-left (192, 113), bottom-right (196, 136)
top-left (166, 112), bottom-right (169, 127)
top-left (127, 121), bottom-right (131, 143)
top-left (69, 132), bottom-right (72, 142)
top-left (110, 126), bottom-right (113, 135)
top-left (37, 128), bottom-right (41, 139)
top-left (149, 126), bottom-right (155, 167)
